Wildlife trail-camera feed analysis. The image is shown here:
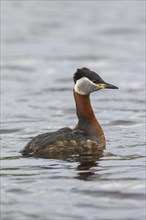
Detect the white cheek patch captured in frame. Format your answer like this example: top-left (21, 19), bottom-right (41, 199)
top-left (74, 77), bottom-right (99, 95)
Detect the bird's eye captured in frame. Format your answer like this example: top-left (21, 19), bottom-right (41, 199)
top-left (92, 80), bottom-right (97, 84)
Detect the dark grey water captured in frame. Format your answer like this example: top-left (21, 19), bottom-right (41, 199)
top-left (1, 1), bottom-right (145, 220)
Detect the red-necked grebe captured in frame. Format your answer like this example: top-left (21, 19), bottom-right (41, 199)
top-left (20, 67), bottom-right (118, 158)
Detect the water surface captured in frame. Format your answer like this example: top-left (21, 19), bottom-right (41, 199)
top-left (1, 1), bottom-right (145, 220)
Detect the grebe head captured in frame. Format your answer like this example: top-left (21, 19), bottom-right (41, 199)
top-left (74, 67), bottom-right (118, 95)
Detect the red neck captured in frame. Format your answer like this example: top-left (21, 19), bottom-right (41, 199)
top-left (73, 90), bottom-right (104, 137)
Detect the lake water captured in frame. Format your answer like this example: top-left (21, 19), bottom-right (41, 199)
top-left (1, 1), bottom-right (145, 220)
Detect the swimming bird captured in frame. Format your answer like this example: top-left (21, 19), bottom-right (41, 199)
top-left (20, 67), bottom-right (118, 159)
